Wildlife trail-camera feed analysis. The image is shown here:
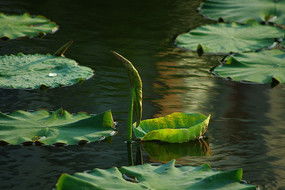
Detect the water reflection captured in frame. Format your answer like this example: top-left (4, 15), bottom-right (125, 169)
top-left (152, 50), bottom-right (219, 117)
top-left (143, 140), bottom-right (211, 163)
top-left (151, 49), bottom-right (281, 189)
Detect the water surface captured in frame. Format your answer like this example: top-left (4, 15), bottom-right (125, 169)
top-left (0, 0), bottom-right (285, 189)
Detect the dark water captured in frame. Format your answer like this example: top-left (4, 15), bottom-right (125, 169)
top-left (0, 0), bottom-right (285, 189)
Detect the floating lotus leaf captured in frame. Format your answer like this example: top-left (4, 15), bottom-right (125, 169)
top-left (0, 13), bottom-right (58, 40)
top-left (143, 140), bottom-right (211, 162)
top-left (0, 109), bottom-right (116, 145)
top-left (133, 112), bottom-right (211, 143)
top-left (0, 53), bottom-right (94, 89)
top-left (175, 23), bottom-right (284, 54)
top-left (199, 0), bottom-right (285, 25)
top-left (56, 160), bottom-right (256, 190)
top-left (212, 49), bottom-right (285, 85)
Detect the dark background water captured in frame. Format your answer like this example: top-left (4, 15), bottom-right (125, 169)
top-left (0, 0), bottom-right (285, 189)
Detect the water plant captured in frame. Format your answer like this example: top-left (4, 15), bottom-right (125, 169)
top-left (0, 44), bottom-right (114, 145)
top-left (212, 49), bottom-right (285, 85)
top-left (112, 52), bottom-right (211, 143)
top-left (0, 13), bottom-right (58, 40)
top-left (0, 42), bottom-right (94, 89)
top-left (174, 0), bottom-right (285, 87)
top-left (56, 160), bottom-right (256, 190)
top-left (111, 51), bottom-right (142, 141)
top-left (175, 23), bottom-right (283, 55)
top-left (134, 112), bottom-right (210, 143)
top-left (0, 109), bottom-right (116, 145)
top-left (199, 0), bottom-right (285, 25)
top-left (0, 6), bottom-right (259, 189)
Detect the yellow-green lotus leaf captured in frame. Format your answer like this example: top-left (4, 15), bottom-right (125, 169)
top-left (134, 112), bottom-right (211, 143)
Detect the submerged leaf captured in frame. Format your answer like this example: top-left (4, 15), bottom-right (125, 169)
top-left (175, 23), bottom-right (283, 54)
top-left (0, 109), bottom-right (116, 145)
top-left (133, 113), bottom-right (211, 143)
top-left (212, 49), bottom-right (285, 85)
top-left (0, 53), bottom-right (94, 89)
top-left (199, 0), bottom-right (285, 25)
top-left (112, 51), bottom-right (142, 126)
top-left (0, 13), bottom-right (58, 40)
top-left (56, 160), bottom-right (256, 190)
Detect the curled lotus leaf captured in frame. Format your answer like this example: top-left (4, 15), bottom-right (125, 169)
top-left (0, 53), bottom-right (94, 89)
top-left (56, 160), bottom-right (256, 190)
top-left (199, 0), bottom-right (285, 25)
top-left (133, 112), bottom-right (211, 143)
top-left (175, 23), bottom-right (284, 54)
top-left (112, 51), bottom-right (142, 126)
top-left (0, 109), bottom-right (116, 145)
top-left (212, 49), bottom-right (285, 85)
top-left (0, 13), bottom-right (58, 40)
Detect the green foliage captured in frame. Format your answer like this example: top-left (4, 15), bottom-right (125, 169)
top-left (56, 160), bottom-right (256, 190)
top-left (212, 49), bottom-right (285, 85)
top-left (143, 140), bottom-right (211, 162)
top-left (0, 53), bottom-right (94, 89)
top-left (175, 23), bottom-right (283, 54)
top-left (133, 113), bottom-right (210, 143)
top-left (0, 13), bottom-right (58, 40)
top-left (0, 109), bottom-right (116, 145)
top-left (199, 0), bottom-right (285, 25)
top-left (112, 51), bottom-right (142, 127)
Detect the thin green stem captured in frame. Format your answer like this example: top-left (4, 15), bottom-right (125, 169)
top-left (127, 88), bottom-right (135, 141)
top-left (127, 141), bottom-right (134, 166)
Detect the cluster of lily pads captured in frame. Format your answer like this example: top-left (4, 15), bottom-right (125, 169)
top-left (0, 8), bottom-right (256, 190)
top-left (176, 0), bottom-right (285, 86)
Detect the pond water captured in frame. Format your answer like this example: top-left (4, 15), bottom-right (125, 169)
top-left (0, 0), bottom-right (285, 189)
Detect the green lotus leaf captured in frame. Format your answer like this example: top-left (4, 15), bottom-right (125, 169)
top-left (56, 160), bottom-right (256, 190)
top-left (0, 13), bottom-right (58, 40)
top-left (0, 53), bottom-right (94, 89)
top-left (199, 0), bottom-right (285, 25)
top-left (0, 109), bottom-right (116, 145)
top-left (175, 23), bottom-right (284, 54)
top-left (133, 112), bottom-right (211, 143)
top-left (143, 140), bottom-right (211, 162)
top-left (212, 49), bottom-right (285, 85)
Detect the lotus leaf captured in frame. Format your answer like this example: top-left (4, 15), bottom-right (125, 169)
top-left (0, 109), bottom-right (116, 145)
top-left (0, 13), bottom-right (58, 39)
top-left (0, 53), bottom-right (94, 89)
top-left (212, 49), bottom-right (285, 85)
top-left (199, 0), bottom-right (285, 25)
top-left (56, 160), bottom-right (256, 190)
top-left (133, 112), bottom-right (211, 143)
top-left (175, 23), bottom-right (284, 54)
